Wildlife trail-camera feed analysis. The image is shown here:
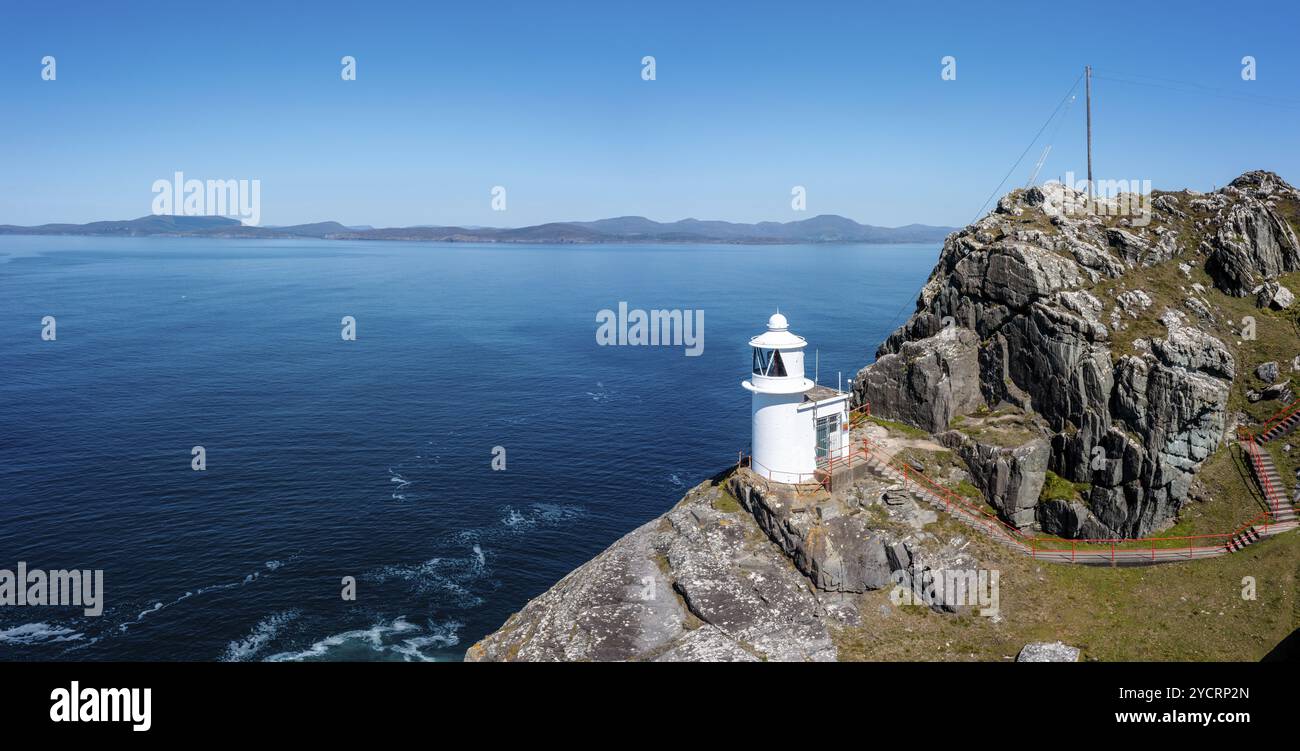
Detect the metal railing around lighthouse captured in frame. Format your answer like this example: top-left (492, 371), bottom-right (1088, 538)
top-left (738, 455), bottom-right (832, 493)
top-left (736, 404), bottom-right (873, 494)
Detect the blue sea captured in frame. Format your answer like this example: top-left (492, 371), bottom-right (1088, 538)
top-left (0, 237), bottom-right (937, 661)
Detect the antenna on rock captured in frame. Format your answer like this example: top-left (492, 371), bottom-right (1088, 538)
top-left (1086, 65), bottom-right (1094, 199)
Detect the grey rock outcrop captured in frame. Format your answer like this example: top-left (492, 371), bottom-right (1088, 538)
top-left (1116, 289), bottom-right (1153, 318)
top-left (939, 430), bottom-right (1049, 530)
top-left (1098, 313), bottom-right (1232, 535)
top-left (1255, 280), bottom-right (1295, 310)
top-left (1037, 497), bottom-right (1111, 539)
top-left (853, 173), bottom-right (1288, 538)
top-left (1248, 379), bottom-right (1291, 403)
top-left (1017, 641), bottom-right (1081, 662)
top-left (853, 326), bottom-right (985, 433)
top-left (727, 471), bottom-right (897, 593)
top-left (1203, 172), bottom-right (1300, 296)
top-left (727, 470), bottom-right (983, 615)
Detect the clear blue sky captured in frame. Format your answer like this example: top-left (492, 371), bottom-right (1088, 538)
top-left (1, 0), bottom-right (1297, 228)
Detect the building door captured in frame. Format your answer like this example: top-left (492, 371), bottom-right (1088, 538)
top-left (816, 415), bottom-right (836, 462)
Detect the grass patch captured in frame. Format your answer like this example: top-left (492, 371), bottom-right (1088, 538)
top-left (1184, 442), bottom-right (1279, 536)
top-left (895, 447), bottom-right (1005, 517)
top-left (1039, 470), bottom-right (1088, 503)
top-left (953, 415), bottom-right (1043, 447)
top-left (868, 415), bottom-right (930, 439)
top-left (832, 514), bottom-right (1300, 661)
top-left (712, 489), bottom-right (742, 513)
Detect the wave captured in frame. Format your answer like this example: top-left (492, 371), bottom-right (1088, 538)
top-left (120, 559), bottom-right (291, 633)
top-left (500, 502), bottom-right (586, 532)
top-left (387, 468), bottom-right (413, 501)
top-left (0, 622), bottom-right (85, 646)
top-left (221, 610), bottom-right (301, 662)
top-left (583, 381), bottom-right (641, 404)
top-left (367, 537), bottom-right (487, 608)
top-left (264, 616), bottom-right (461, 662)
top-left (389, 620), bottom-right (463, 661)
top-left (502, 507), bottom-right (529, 528)
top-left (388, 460), bottom-right (449, 500)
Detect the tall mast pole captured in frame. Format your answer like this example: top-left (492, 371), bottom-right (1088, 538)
top-left (1085, 65), bottom-right (1093, 199)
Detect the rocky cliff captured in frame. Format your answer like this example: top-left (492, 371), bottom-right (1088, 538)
top-left (855, 170), bottom-right (1300, 538)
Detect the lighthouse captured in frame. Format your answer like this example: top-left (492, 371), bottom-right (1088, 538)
top-left (742, 312), bottom-right (851, 483)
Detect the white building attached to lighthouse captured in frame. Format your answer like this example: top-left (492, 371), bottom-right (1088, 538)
top-left (742, 312), bottom-right (851, 484)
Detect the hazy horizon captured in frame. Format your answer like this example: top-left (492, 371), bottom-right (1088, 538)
top-left (0, 210), bottom-right (959, 231)
top-left (2, 0), bottom-right (1297, 228)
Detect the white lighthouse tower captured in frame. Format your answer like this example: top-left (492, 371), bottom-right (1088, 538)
top-left (742, 312), bottom-right (850, 484)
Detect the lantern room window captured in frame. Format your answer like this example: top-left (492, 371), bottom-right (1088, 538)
top-left (752, 347), bottom-right (786, 377)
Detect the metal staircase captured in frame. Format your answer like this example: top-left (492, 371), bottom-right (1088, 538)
top-left (1256, 400), bottom-right (1300, 444)
top-left (1238, 438), bottom-right (1298, 548)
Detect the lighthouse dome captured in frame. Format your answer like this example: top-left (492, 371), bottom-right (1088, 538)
top-left (749, 311), bottom-right (806, 349)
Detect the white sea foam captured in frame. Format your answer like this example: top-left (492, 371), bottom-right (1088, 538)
top-left (0, 622), bottom-right (85, 645)
top-left (368, 540), bottom-right (488, 608)
top-left (583, 381), bottom-right (641, 404)
top-left (119, 559), bottom-right (290, 633)
top-left (388, 468), bottom-right (416, 500)
top-left (221, 610), bottom-right (301, 662)
top-left (500, 503), bottom-right (585, 532)
top-left (135, 602), bottom-right (166, 620)
top-left (389, 620), bottom-right (463, 662)
top-left (265, 617), bottom-right (460, 662)
top-left (502, 507), bottom-right (529, 528)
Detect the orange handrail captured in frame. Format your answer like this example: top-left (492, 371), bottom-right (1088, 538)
top-left (1241, 435), bottom-right (1286, 516)
top-left (1255, 398), bottom-right (1300, 438)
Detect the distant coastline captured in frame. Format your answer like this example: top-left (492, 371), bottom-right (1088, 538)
top-left (0, 214), bottom-right (956, 245)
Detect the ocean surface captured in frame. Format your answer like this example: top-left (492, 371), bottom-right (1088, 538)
top-left (0, 236), bottom-right (938, 661)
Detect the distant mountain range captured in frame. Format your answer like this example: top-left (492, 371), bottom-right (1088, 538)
top-left (0, 214), bottom-right (955, 244)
